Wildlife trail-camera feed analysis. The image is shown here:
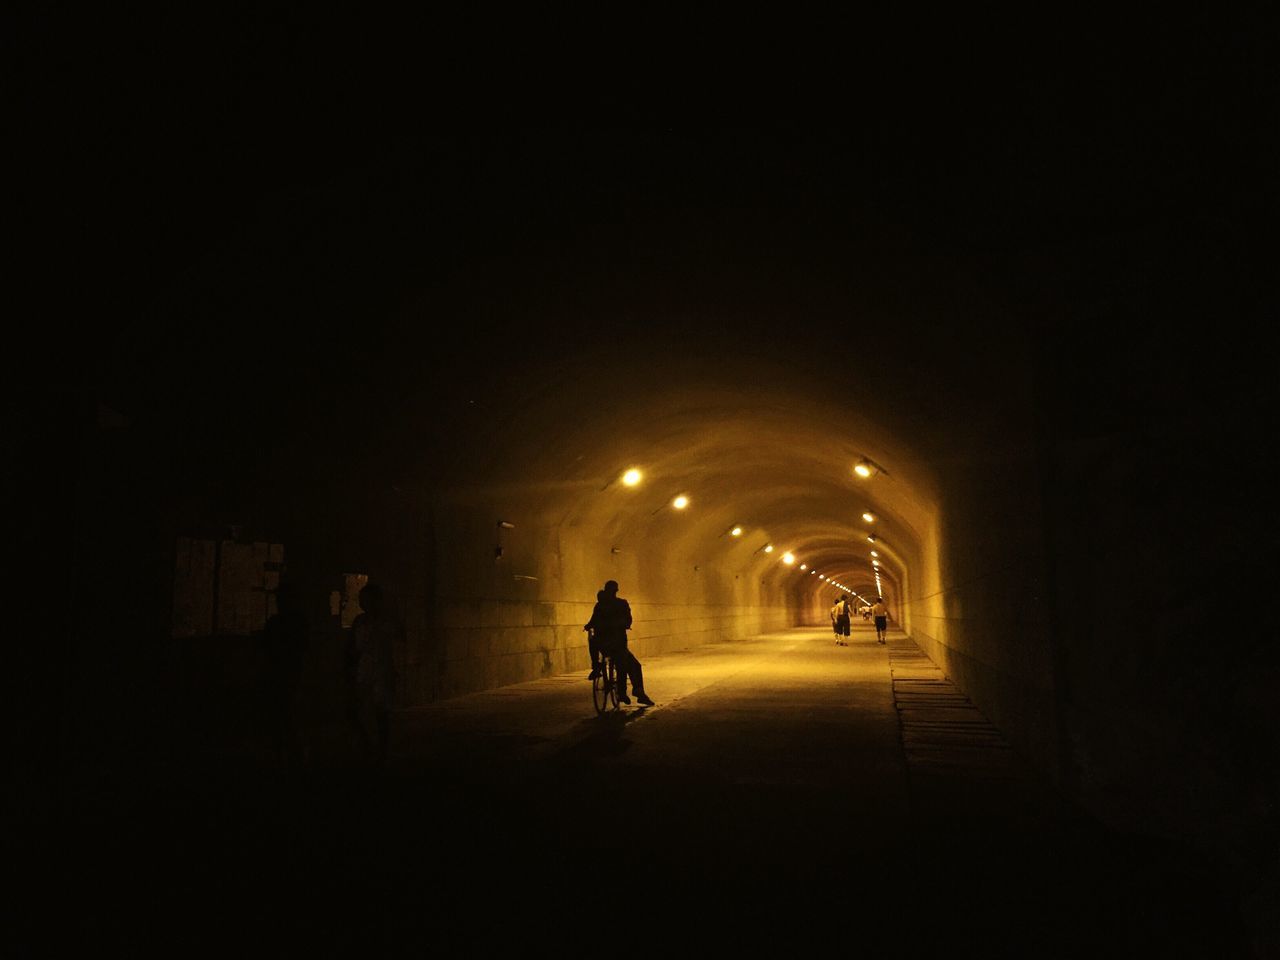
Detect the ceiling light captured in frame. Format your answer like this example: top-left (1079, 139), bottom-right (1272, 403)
top-left (672, 495), bottom-right (689, 509)
top-left (862, 512), bottom-right (875, 523)
top-left (855, 458), bottom-right (886, 479)
top-left (622, 469), bottom-right (642, 486)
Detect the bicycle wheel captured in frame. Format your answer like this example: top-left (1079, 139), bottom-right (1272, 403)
top-left (592, 660), bottom-right (610, 714)
top-left (606, 659), bottom-right (619, 711)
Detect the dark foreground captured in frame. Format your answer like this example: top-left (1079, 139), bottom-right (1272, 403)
top-left (31, 627), bottom-right (1252, 955)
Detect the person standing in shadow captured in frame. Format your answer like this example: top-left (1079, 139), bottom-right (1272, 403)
top-left (594, 580), bottom-right (653, 706)
top-left (347, 583), bottom-right (401, 765)
top-left (263, 581), bottom-right (309, 768)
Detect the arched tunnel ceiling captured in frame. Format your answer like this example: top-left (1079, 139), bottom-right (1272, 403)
top-left (430, 364), bottom-right (938, 600)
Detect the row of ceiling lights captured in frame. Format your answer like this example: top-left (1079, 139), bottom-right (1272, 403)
top-left (623, 461), bottom-right (880, 491)
top-left (618, 464), bottom-right (886, 593)
top-left (823, 544), bottom-right (887, 600)
top-left (855, 460), bottom-right (886, 599)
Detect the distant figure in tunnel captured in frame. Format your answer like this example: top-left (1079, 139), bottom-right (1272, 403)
top-left (584, 589), bottom-right (606, 679)
top-left (263, 581), bottom-right (309, 768)
top-left (871, 597), bottom-right (889, 644)
top-left (834, 594), bottom-right (852, 645)
top-left (346, 583), bottom-right (401, 764)
top-left (592, 580), bottom-right (653, 706)
top-left (829, 597), bottom-right (841, 639)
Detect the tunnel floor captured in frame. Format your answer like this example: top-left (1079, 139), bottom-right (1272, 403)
top-left (51, 625), bottom-right (1244, 952)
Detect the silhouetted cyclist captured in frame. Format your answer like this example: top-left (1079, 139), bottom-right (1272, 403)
top-left (592, 580), bottom-right (653, 706)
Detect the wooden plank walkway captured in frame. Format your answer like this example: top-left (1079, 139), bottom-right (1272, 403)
top-left (885, 632), bottom-right (1028, 793)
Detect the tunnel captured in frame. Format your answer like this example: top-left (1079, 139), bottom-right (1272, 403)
top-left (37, 109), bottom-right (1274, 950)
top-left (417, 374), bottom-right (927, 693)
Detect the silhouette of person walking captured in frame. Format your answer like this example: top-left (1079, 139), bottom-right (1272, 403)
top-left (592, 580), bottom-right (653, 706)
top-left (263, 581), bottom-right (308, 768)
top-left (346, 583), bottom-right (400, 765)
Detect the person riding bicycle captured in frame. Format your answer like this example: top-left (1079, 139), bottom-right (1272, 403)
top-left (590, 580), bottom-right (653, 706)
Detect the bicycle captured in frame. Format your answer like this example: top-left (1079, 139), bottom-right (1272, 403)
top-left (592, 653), bottom-right (620, 714)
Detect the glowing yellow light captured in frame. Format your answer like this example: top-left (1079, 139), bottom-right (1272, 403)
top-left (622, 469), bottom-right (642, 486)
top-left (782, 553), bottom-right (795, 565)
top-left (870, 550), bottom-right (878, 557)
top-left (862, 512), bottom-right (875, 523)
top-left (731, 526), bottom-right (743, 536)
top-left (764, 544), bottom-right (773, 553)
top-left (799, 564), bottom-right (807, 570)
top-left (809, 570), bottom-right (816, 575)
top-left (867, 536), bottom-right (876, 543)
top-left (872, 560), bottom-right (879, 567)
top-left (672, 495), bottom-right (689, 509)
top-left (854, 463), bottom-right (872, 478)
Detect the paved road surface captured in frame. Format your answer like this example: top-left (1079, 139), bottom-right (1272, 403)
top-left (47, 625), bottom-right (1243, 953)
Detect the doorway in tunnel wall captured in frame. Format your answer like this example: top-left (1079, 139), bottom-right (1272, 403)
top-left (171, 536), bottom-right (285, 638)
top-left (339, 573), bottom-right (368, 629)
